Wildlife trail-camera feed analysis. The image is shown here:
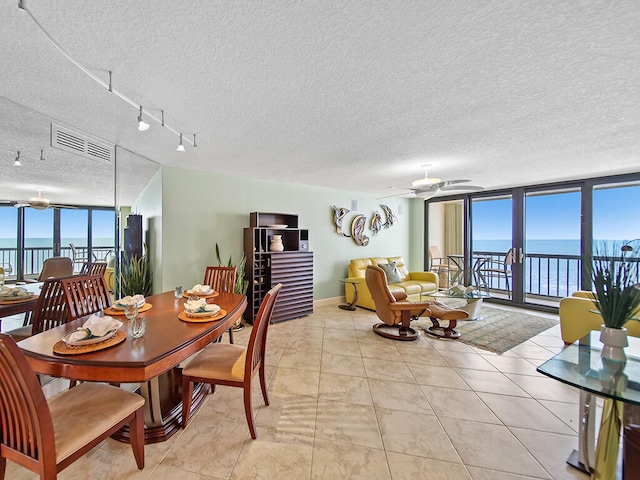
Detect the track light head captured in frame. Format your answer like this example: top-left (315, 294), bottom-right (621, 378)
top-left (177, 133), bottom-right (186, 152)
top-left (14, 151), bottom-right (22, 166)
top-left (137, 106), bottom-right (150, 131)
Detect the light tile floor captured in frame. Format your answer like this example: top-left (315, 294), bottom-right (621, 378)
top-left (6, 303), bottom-right (593, 480)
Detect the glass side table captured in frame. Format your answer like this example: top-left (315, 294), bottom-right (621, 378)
top-left (338, 279), bottom-right (358, 311)
top-left (537, 332), bottom-right (640, 477)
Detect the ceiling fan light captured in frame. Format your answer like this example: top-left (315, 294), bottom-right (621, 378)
top-left (412, 176), bottom-right (441, 188)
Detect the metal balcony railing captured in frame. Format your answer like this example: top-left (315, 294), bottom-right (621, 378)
top-left (0, 246), bottom-right (114, 280)
top-left (472, 250), bottom-right (640, 301)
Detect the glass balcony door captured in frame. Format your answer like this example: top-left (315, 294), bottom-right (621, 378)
top-left (471, 195), bottom-right (517, 300)
top-left (523, 189), bottom-right (581, 306)
top-left (23, 207), bottom-right (55, 278)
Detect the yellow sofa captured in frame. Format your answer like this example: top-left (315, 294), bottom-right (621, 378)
top-left (559, 291), bottom-right (640, 344)
top-left (345, 256), bottom-right (438, 310)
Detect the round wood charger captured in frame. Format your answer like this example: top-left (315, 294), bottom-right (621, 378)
top-left (53, 330), bottom-right (126, 355)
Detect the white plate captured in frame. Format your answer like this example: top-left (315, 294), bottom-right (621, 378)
top-left (187, 288), bottom-right (214, 296)
top-left (62, 329), bottom-right (118, 346)
top-left (184, 307), bottom-right (221, 318)
top-left (112, 299), bottom-right (146, 310)
top-left (266, 224), bottom-right (288, 229)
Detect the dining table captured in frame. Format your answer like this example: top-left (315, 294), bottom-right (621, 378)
top-left (0, 282), bottom-right (42, 326)
top-left (18, 290), bottom-right (247, 444)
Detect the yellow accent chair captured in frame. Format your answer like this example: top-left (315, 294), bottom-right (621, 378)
top-left (559, 291), bottom-right (640, 344)
top-left (345, 256), bottom-right (438, 310)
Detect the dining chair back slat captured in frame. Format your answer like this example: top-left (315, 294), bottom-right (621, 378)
top-left (79, 262), bottom-right (107, 277)
top-left (203, 266), bottom-right (237, 343)
top-left (203, 266), bottom-right (236, 293)
top-left (60, 274), bottom-right (112, 321)
top-left (32, 275), bottom-right (76, 335)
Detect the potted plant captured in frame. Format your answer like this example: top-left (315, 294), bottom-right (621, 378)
top-left (590, 242), bottom-right (640, 362)
top-left (118, 246), bottom-right (153, 297)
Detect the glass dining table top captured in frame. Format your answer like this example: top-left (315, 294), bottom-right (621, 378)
top-left (537, 331), bottom-right (640, 406)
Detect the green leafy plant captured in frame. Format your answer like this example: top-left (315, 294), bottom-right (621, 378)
top-left (215, 243), bottom-right (248, 295)
top-left (118, 248), bottom-right (153, 297)
top-left (590, 242), bottom-right (640, 329)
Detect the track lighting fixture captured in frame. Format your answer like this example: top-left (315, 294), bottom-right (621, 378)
top-left (176, 134), bottom-right (186, 152)
top-left (14, 151), bottom-right (22, 167)
top-left (193, 134), bottom-right (197, 148)
top-left (19, 2), bottom-right (198, 151)
top-left (137, 106), bottom-right (150, 131)
top-left (40, 149), bottom-right (45, 161)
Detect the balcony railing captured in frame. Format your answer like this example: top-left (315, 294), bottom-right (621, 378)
top-left (469, 250), bottom-right (639, 302)
top-left (0, 246), bottom-right (114, 280)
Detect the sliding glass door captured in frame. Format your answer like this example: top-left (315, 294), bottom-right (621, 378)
top-left (523, 189), bottom-right (581, 305)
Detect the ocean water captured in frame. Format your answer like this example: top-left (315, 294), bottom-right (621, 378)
top-left (474, 239), bottom-right (581, 255)
top-left (0, 237), bottom-right (113, 248)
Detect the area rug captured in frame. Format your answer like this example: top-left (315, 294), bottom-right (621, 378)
top-left (412, 305), bottom-right (558, 354)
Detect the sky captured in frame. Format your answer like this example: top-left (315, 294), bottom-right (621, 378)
top-left (0, 207), bottom-right (115, 240)
top-left (471, 185), bottom-right (640, 241)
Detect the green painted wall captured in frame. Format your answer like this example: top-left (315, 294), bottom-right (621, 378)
top-left (135, 166), bottom-right (425, 300)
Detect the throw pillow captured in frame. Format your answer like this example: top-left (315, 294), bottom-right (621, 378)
top-left (378, 262), bottom-right (402, 284)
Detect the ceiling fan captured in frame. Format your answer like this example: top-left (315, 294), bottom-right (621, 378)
top-left (0, 191), bottom-right (77, 210)
top-left (380, 166), bottom-right (485, 200)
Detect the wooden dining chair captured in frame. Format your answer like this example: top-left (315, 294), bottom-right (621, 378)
top-left (79, 261), bottom-right (107, 277)
top-left (6, 275), bottom-right (75, 342)
top-left (0, 333), bottom-right (145, 479)
top-left (203, 266), bottom-right (237, 343)
top-left (60, 274), bottom-right (112, 321)
top-left (181, 283), bottom-right (282, 439)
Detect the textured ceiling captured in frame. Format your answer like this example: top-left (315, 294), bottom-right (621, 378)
top-left (0, 0), bottom-right (639, 206)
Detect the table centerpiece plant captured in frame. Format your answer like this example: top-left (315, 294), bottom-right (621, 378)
top-left (590, 242), bottom-right (640, 363)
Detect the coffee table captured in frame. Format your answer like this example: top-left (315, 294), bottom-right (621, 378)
top-left (422, 289), bottom-right (491, 320)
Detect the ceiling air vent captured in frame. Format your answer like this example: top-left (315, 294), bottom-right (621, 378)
top-left (50, 123), bottom-right (114, 164)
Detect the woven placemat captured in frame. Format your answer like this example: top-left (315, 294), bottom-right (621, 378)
top-left (53, 330), bottom-right (126, 355)
top-left (104, 303), bottom-right (152, 316)
top-left (178, 309), bottom-right (226, 323)
top-left (0, 294), bottom-right (38, 304)
top-left (183, 291), bottom-right (219, 299)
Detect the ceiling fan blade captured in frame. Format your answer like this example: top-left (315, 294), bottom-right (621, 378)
top-left (377, 191), bottom-right (413, 200)
top-left (439, 185), bottom-right (485, 192)
top-left (49, 204), bottom-right (78, 209)
top-left (440, 179), bottom-right (471, 187)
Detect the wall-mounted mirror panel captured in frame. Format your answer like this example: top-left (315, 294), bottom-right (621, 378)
top-left (0, 96), bottom-right (160, 286)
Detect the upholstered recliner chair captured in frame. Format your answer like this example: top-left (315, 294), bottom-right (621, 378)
top-left (365, 265), bottom-right (468, 340)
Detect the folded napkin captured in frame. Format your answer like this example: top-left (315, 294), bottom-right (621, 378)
top-left (115, 294), bottom-right (145, 308)
top-left (190, 284), bottom-right (213, 295)
top-left (184, 298), bottom-right (220, 314)
top-left (0, 286), bottom-right (29, 298)
top-left (68, 314), bottom-right (123, 342)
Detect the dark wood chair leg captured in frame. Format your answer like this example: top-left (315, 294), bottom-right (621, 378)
top-left (259, 365), bottom-right (269, 406)
top-left (130, 408), bottom-right (145, 470)
top-left (181, 377), bottom-right (194, 428)
top-left (228, 327), bottom-right (234, 344)
top-left (243, 385), bottom-right (256, 439)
